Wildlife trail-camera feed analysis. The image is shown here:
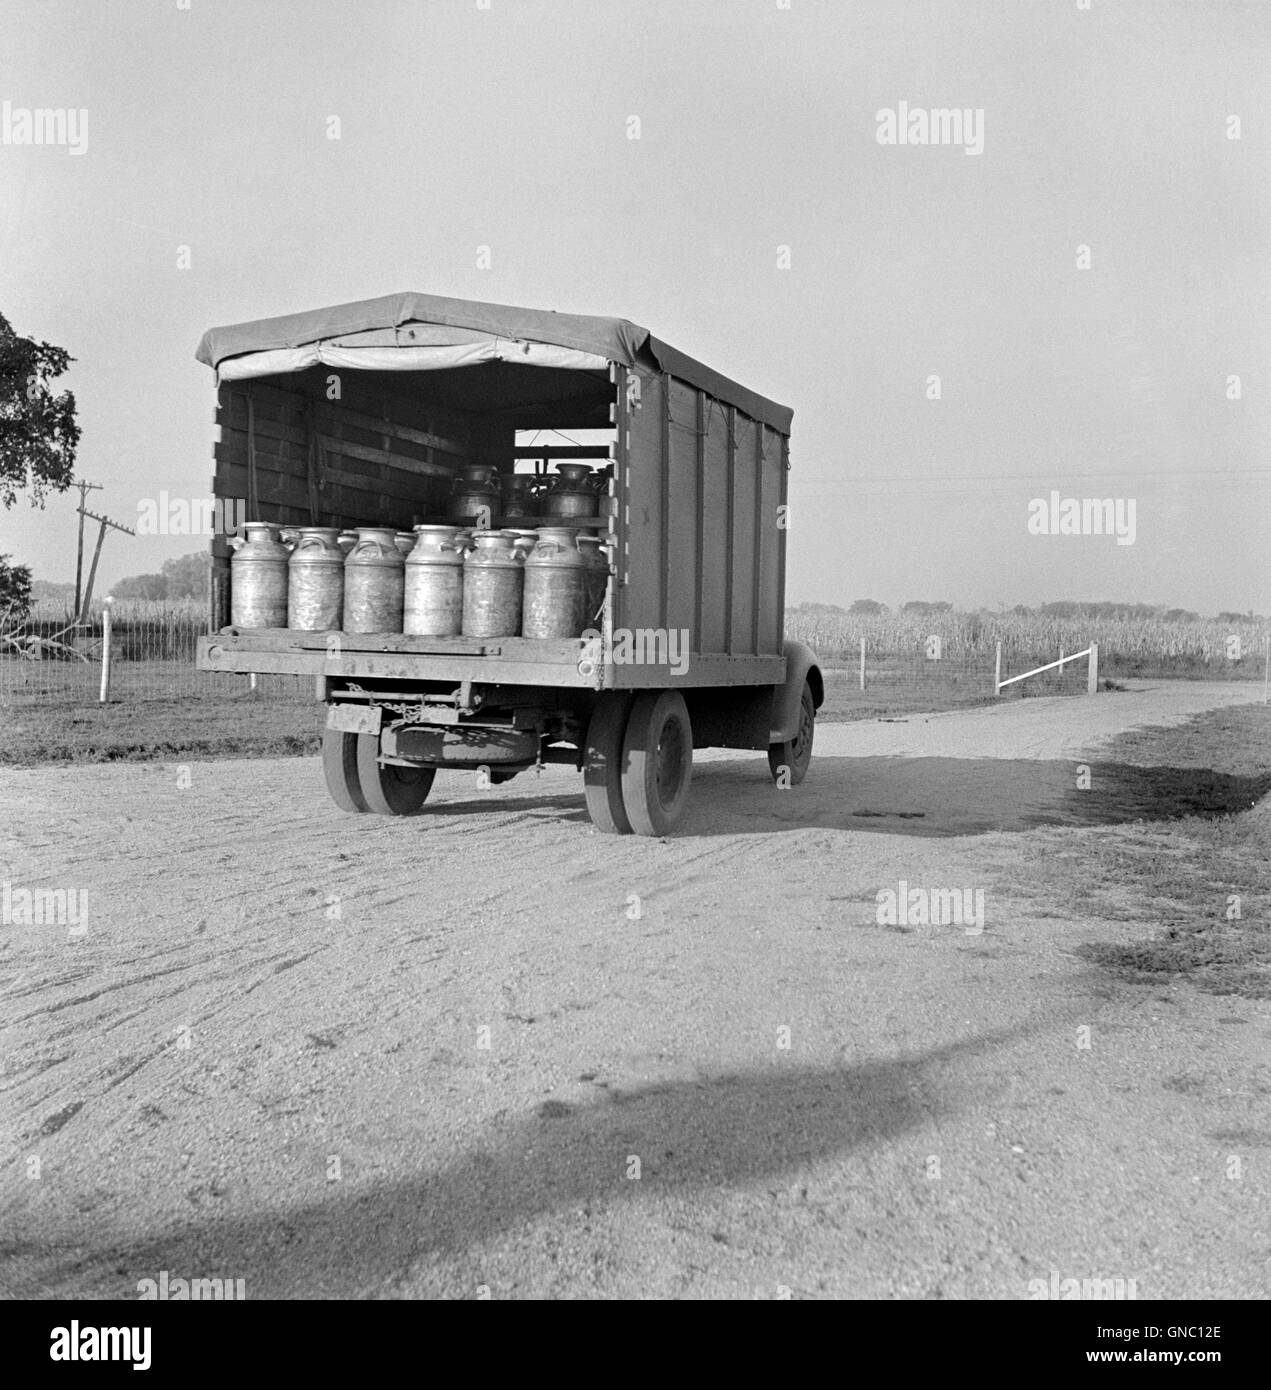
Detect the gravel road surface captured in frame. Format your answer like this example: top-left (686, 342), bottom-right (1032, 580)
top-left (2, 680), bottom-right (1267, 1299)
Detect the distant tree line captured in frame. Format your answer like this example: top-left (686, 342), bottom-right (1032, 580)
top-left (110, 551), bottom-right (209, 601)
top-left (788, 600), bottom-right (1265, 622)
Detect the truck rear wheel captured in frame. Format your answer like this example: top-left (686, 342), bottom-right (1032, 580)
top-left (322, 729), bottom-right (369, 813)
top-left (583, 692), bottom-right (634, 834)
top-left (768, 681), bottom-right (815, 786)
top-left (356, 733), bottom-right (435, 815)
top-left (621, 690), bottom-right (693, 836)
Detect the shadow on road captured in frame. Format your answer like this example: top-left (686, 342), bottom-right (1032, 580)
top-left (674, 756), bottom-right (1271, 838)
top-left (424, 756), bottom-right (1271, 840)
top-left (6, 1023), bottom-right (1035, 1297)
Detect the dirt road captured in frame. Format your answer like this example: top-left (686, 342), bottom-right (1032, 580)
top-left (2, 681), bottom-right (1268, 1299)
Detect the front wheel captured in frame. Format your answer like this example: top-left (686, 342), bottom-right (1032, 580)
top-left (621, 690), bottom-right (693, 836)
top-left (356, 734), bottom-right (435, 815)
top-left (768, 682), bottom-right (815, 786)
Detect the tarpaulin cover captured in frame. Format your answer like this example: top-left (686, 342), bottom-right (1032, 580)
top-left (195, 291), bottom-right (792, 434)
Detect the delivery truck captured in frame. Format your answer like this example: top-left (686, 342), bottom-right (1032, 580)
top-left (194, 292), bottom-right (822, 835)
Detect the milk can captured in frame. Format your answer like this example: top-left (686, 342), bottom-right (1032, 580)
top-left (523, 527), bottom-right (588, 638)
top-left (461, 532), bottom-right (523, 638)
top-left (575, 534), bottom-right (610, 627)
top-left (394, 531), bottom-right (416, 558)
top-left (502, 528), bottom-right (539, 562)
top-left (544, 463), bottom-right (598, 518)
top-left (447, 464), bottom-right (501, 524)
top-left (336, 530), bottom-right (357, 555)
top-left (404, 525), bottom-right (466, 636)
top-left (343, 527), bottom-right (404, 633)
top-left (287, 526), bottom-right (345, 631)
top-left (500, 472), bottom-right (535, 520)
top-left (229, 522), bottom-right (291, 628)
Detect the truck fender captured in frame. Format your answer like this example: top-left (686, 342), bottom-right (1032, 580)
top-left (769, 639), bottom-right (824, 742)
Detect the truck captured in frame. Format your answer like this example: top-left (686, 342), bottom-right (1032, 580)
top-left (194, 292), bottom-right (822, 835)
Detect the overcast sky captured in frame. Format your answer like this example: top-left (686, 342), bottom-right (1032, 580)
top-left (1, 0), bottom-right (1267, 614)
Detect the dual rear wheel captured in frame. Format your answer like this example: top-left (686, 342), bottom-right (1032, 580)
top-left (322, 729), bottom-right (435, 816)
top-left (325, 681), bottom-right (807, 834)
top-left (583, 690), bottom-right (694, 837)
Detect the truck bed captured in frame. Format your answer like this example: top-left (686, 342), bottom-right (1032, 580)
top-left (196, 630), bottom-right (785, 689)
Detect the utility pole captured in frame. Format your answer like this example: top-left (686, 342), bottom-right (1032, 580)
top-left (72, 479), bottom-right (104, 616)
top-left (76, 505), bottom-right (136, 625)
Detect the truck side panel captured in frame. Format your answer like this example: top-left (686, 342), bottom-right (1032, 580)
top-left (615, 367), bottom-right (788, 663)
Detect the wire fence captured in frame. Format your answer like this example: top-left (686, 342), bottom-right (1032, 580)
top-left (0, 603), bottom-right (311, 706)
top-left (2, 602), bottom-right (1267, 711)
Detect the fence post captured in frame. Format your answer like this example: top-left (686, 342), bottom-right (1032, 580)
top-left (1087, 642), bottom-right (1099, 695)
top-left (994, 641), bottom-right (1001, 696)
top-left (98, 599), bottom-right (113, 704)
top-left (1263, 633), bottom-right (1268, 705)
top-left (859, 636), bottom-right (866, 692)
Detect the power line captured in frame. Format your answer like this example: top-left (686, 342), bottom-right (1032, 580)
top-left (795, 467), bottom-right (1271, 487)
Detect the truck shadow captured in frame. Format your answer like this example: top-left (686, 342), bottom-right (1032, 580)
top-left (677, 756), bottom-right (1271, 838)
top-left (11, 1022), bottom-right (1035, 1298)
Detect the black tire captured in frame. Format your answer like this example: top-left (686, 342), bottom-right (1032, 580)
top-left (768, 682), bottom-right (815, 786)
top-left (620, 690), bottom-right (693, 836)
top-left (583, 692), bottom-right (634, 833)
top-left (356, 733), bottom-right (435, 815)
top-left (322, 728), bottom-right (369, 813)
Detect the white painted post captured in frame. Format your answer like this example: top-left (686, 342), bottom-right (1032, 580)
top-left (1087, 642), bottom-right (1099, 695)
top-left (994, 641), bottom-right (1002, 695)
top-left (250, 671), bottom-right (258, 692)
top-left (859, 636), bottom-right (866, 692)
top-left (98, 599), bottom-right (113, 704)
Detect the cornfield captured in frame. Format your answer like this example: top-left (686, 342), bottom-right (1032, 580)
top-left (786, 607), bottom-right (1268, 678)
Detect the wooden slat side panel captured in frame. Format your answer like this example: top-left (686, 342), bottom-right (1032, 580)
top-left (757, 424), bottom-right (785, 655)
top-left (617, 366), bottom-right (664, 635)
top-left (665, 380), bottom-right (699, 641)
top-left (215, 430), bottom-right (440, 524)
top-left (215, 378), bottom-right (473, 531)
top-left (697, 390), bottom-right (730, 654)
top-left (231, 376), bottom-right (473, 458)
top-left (729, 412), bottom-right (758, 657)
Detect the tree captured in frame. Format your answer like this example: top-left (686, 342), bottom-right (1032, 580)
top-left (902, 600), bottom-right (952, 616)
top-left (849, 598), bottom-right (886, 615)
top-left (0, 312), bottom-right (80, 508)
top-left (0, 553), bottom-right (32, 619)
top-left (160, 551), bottom-right (210, 599)
top-left (110, 572), bottom-right (168, 600)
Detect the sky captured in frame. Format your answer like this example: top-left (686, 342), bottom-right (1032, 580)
top-left (1, 0), bottom-right (1267, 615)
